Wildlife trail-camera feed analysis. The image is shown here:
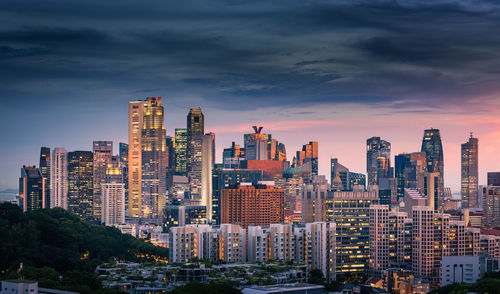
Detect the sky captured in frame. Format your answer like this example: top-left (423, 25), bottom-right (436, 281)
top-left (1, 0), bottom-right (500, 193)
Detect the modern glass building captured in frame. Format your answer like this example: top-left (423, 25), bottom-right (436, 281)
top-left (174, 128), bottom-right (188, 175)
top-left (421, 128), bottom-right (444, 193)
top-left (19, 165), bottom-right (45, 212)
top-left (39, 147), bottom-right (51, 208)
top-left (141, 97), bottom-right (167, 219)
top-left (461, 134), bottom-right (479, 208)
top-left (366, 137), bottom-right (391, 186)
top-left (67, 151), bottom-right (94, 220)
top-left (394, 152), bottom-right (427, 200)
top-left (119, 142), bottom-right (129, 209)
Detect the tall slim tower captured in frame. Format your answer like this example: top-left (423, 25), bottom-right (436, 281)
top-left (39, 147), bottom-right (51, 208)
top-left (174, 128), bottom-right (188, 175)
top-left (50, 147), bottom-right (68, 209)
top-left (67, 151), bottom-right (94, 220)
top-left (141, 97), bottom-right (167, 219)
top-left (461, 134), bottom-right (479, 208)
top-left (188, 133), bottom-right (214, 221)
top-left (19, 166), bottom-right (45, 212)
top-left (128, 100), bottom-right (146, 217)
top-left (366, 137), bottom-right (391, 186)
top-left (421, 128), bottom-right (444, 193)
top-left (187, 108), bottom-right (204, 177)
top-left (119, 142), bottom-right (129, 209)
top-left (93, 141), bottom-right (113, 220)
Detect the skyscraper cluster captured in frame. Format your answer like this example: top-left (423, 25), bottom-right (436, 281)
top-left (16, 96), bottom-right (500, 291)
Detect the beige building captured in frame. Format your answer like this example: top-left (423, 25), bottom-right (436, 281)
top-left (128, 100), bottom-right (146, 217)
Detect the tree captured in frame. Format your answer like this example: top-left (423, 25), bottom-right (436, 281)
top-left (308, 269), bottom-right (325, 285)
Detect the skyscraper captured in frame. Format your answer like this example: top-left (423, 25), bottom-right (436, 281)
top-left (421, 128), bottom-right (444, 194)
top-left (101, 182), bottom-right (126, 226)
top-left (128, 100), bottom-right (146, 217)
top-left (461, 134), bottom-right (479, 208)
top-left (366, 137), bottom-right (391, 186)
top-left (187, 107), bottom-right (204, 141)
top-left (50, 147), bottom-right (68, 209)
top-left (296, 141), bottom-right (319, 176)
top-left (141, 97), bottom-right (167, 219)
top-left (93, 141), bottom-right (113, 220)
top-left (119, 142), bottom-right (129, 209)
top-left (67, 151), bottom-right (93, 220)
top-left (19, 166), bottom-right (45, 212)
top-left (418, 172), bottom-right (441, 211)
top-left (174, 128), bottom-right (188, 175)
top-left (244, 126), bottom-right (270, 161)
top-left (394, 152), bottom-right (427, 200)
top-left (39, 147), bottom-right (51, 208)
top-left (188, 133), bottom-right (214, 221)
top-left (302, 175), bottom-right (329, 223)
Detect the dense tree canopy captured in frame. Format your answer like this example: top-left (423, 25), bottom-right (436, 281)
top-left (0, 203), bottom-right (168, 293)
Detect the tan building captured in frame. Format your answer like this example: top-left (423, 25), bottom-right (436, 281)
top-left (128, 100), bottom-right (146, 217)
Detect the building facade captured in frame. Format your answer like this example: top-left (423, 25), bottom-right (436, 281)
top-left (461, 134), bottom-right (479, 208)
top-left (50, 147), bottom-right (68, 209)
top-left (93, 141), bottom-right (113, 220)
top-left (19, 166), bottom-right (45, 212)
top-left (39, 147), bottom-right (51, 208)
top-left (366, 137), bottom-right (391, 186)
top-left (101, 182), bottom-right (126, 226)
top-left (421, 128), bottom-right (445, 196)
top-left (67, 151), bottom-right (94, 220)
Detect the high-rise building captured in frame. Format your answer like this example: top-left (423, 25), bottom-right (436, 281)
top-left (349, 172), bottom-right (366, 189)
top-left (39, 147), bottom-right (51, 208)
top-left (418, 172), bottom-right (441, 211)
top-left (93, 141), bottom-right (113, 220)
top-left (212, 169), bottom-right (263, 224)
top-left (487, 172), bottom-right (500, 186)
top-left (188, 133), bottom-right (214, 221)
top-left (101, 182), bottom-right (125, 226)
top-left (366, 137), bottom-right (391, 186)
top-left (50, 147), bottom-right (68, 209)
top-left (461, 134), bottom-right (479, 208)
top-left (326, 185), bottom-right (378, 277)
top-left (164, 205), bottom-right (208, 231)
top-left (128, 100), bottom-right (146, 217)
top-left (174, 128), bottom-right (188, 175)
top-left (421, 128), bottom-right (445, 194)
top-left (244, 126), bottom-right (270, 161)
top-left (187, 107), bottom-right (204, 141)
top-left (119, 142), bottom-right (129, 209)
top-left (304, 222), bottom-right (337, 281)
top-left (395, 152), bottom-right (427, 200)
top-left (483, 185), bottom-right (500, 227)
top-left (141, 97), bottom-right (167, 219)
top-left (67, 151), bottom-right (93, 220)
top-left (296, 141), bottom-right (319, 176)
top-left (19, 166), bottom-right (45, 212)
top-left (302, 175), bottom-right (329, 223)
top-left (221, 183), bottom-right (284, 228)
top-left (222, 142), bottom-right (245, 168)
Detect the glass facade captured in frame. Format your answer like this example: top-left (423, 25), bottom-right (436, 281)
top-left (68, 151), bottom-right (94, 220)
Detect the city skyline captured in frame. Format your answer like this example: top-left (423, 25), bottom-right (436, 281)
top-left (2, 0), bottom-right (500, 193)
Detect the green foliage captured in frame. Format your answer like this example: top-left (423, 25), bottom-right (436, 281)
top-left (171, 280), bottom-right (241, 294)
top-left (0, 203), bottom-right (169, 293)
top-left (432, 277), bottom-right (500, 294)
top-left (308, 268), bottom-right (325, 285)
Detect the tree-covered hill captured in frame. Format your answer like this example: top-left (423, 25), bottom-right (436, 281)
top-left (0, 203), bottom-right (168, 293)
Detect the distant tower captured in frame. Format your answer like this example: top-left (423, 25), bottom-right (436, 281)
top-left (128, 100), bottom-right (146, 218)
top-left (19, 166), bottom-right (45, 212)
top-left (67, 151), bottom-right (94, 220)
top-left (50, 147), bottom-right (68, 209)
top-left (119, 142), bottom-right (129, 209)
top-left (461, 133), bottom-right (479, 208)
top-left (366, 137), bottom-right (391, 186)
top-left (141, 97), bottom-right (167, 219)
top-left (421, 128), bottom-right (444, 194)
top-left (93, 141), bottom-right (113, 220)
top-left (174, 128), bottom-right (188, 175)
top-left (39, 147), bottom-right (51, 208)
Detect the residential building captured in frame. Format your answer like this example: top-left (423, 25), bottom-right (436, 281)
top-left (101, 182), bottom-right (126, 226)
top-left (50, 147), bottom-right (67, 209)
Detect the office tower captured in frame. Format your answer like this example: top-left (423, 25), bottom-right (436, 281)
top-left (19, 166), bottom-right (45, 212)
top-left (327, 185), bottom-right (378, 276)
top-left (302, 175), bottom-right (328, 223)
top-left (50, 147), bottom-right (68, 209)
top-left (174, 128), bottom-right (188, 175)
top-left (141, 97), bottom-right (167, 219)
top-left (245, 140), bottom-right (268, 160)
top-left (483, 185), bottom-right (500, 227)
top-left (330, 158), bottom-right (350, 190)
top-left (277, 142), bottom-right (287, 161)
top-left (67, 151), bottom-right (93, 220)
top-left (487, 172), bottom-right (500, 186)
top-left (128, 100), bottom-right (146, 217)
top-left (166, 136), bottom-right (176, 172)
top-left (366, 137), bottom-right (391, 186)
top-left (277, 168), bottom-right (305, 212)
top-left (223, 141), bottom-right (245, 168)
top-left (101, 182), bottom-right (125, 226)
top-left (461, 134), bottom-right (479, 208)
top-left (119, 142), bottom-right (129, 208)
top-left (304, 222), bottom-right (336, 281)
top-left (187, 107), bottom-right (204, 141)
top-left (395, 152), bottom-right (427, 200)
top-left (421, 128), bottom-right (445, 194)
top-left (93, 141), bottom-right (113, 220)
top-left (418, 172), bottom-right (441, 211)
top-left (220, 183), bottom-right (284, 228)
top-left (39, 147), bottom-right (51, 208)
top-left (349, 172), bottom-right (366, 189)
top-left (212, 169), bottom-right (263, 224)
top-left (296, 141), bottom-right (319, 176)
top-left (188, 133), bottom-right (214, 221)
top-left (164, 205), bottom-right (208, 231)
top-left (105, 155), bottom-right (123, 183)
